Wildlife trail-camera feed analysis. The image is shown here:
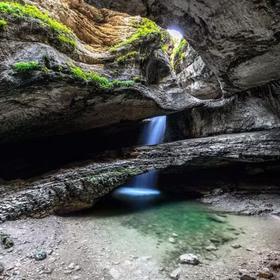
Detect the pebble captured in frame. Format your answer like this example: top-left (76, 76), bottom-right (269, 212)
top-left (42, 267), bottom-right (54, 274)
top-left (169, 267), bottom-right (181, 280)
top-left (68, 263), bottom-right (75, 269)
top-left (270, 261), bottom-right (280, 270)
top-left (179, 254), bottom-right (200, 265)
top-left (74, 265), bottom-right (81, 271)
top-left (239, 269), bottom-right (256, 280)
top-left (0, 233), bottom-right (14, 249)
top-left (210, 238), bottom-right (220, 243)
top-left (169, 237), bottom-right (176, 244)
top-left (172, 233), bottom-right (178, 237)
top-left (209, 214), bottom-right (226, 223)
top-left (0, 263), bottom-right (4, 275)
top-left (34, 250), bottom-right (47, 261)
top-left (109, 267), bottom-right (121, 279)
top-left (232, 244), bottom-right (242, 249)
top-left (257, 268), bottom-right (273, 279)
top-left (205, 244), bottom-right (217, 251)
top-left (240, 275), bottom-right (256, 280)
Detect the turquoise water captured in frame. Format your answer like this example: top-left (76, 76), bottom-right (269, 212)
top-left (93, 193), bottom-right (239, 264)
top-left (121, 200), bottom-right (236, 260)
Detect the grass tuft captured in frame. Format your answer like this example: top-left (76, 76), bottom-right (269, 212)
top-left (0, 2), bottom-right (76, 48)
top-left (57, 34), bottom-right (77, 48)
top-left (116, 51), bottom-right (138, 64)
top-left (0, 18), bottom-right (7, 28)
top-left (172, 39), bottom-right (188, 66)
top-left (110, 18), bottom-right (167, 52)
top-left (12, 61), bottom-right (41, 72)
top-left (69, 65), bottom-right (135, 89)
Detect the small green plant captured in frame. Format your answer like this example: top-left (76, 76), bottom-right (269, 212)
top-left (69, 65), bottom-right (135, 89)
top-left (111, 80), bottom-right (135, 87)
top-left (0, 18), bottom-right (7, 29)
top-left (57, 34), bottom-right (77, 48)
top-left (110, 18), bottom-right (167, 52)
top-left (161, 43), bottom-right (169, 53)
top-left (133, 76), bottom-right (141, 83)
top-left (0, 2), bottom-right (76, 48)
top-left (116, 51), bottom-right (138, 64)
top-left (171, 39), bottom-right (188, 66)
top-left (13, 61), bottom-right (41, 72)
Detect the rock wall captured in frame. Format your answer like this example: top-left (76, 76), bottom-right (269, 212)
top-left (94, 0), bottom-right (280, 95)
top-left (174, 44), bottom-right (222, 100)
top-left (0, 129), bottom-right (279, 222)
top-left (0, 0), bottom-right (201, 143)
top-left (167, 82), bottom-right (280, 139)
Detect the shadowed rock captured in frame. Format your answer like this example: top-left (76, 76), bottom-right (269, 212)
top-left (0, 129), bottom-right (279, 222)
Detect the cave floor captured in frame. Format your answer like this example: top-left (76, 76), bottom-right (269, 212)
top-left (0, 199), bottom-right (280, 280)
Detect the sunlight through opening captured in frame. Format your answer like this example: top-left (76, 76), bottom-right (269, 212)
top-left (167, 28), bottom-right (183, 42)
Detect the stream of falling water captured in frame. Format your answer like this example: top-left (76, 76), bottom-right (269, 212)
top-left (113, 116), bottom-right (166, 198)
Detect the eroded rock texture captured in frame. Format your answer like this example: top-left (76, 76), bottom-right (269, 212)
top-left (0, 0), bottom-right (200, 143)
top-left (96, 0), bottom-right (280, 94)
top-left (174, 44), bottom-right (222, 100)
top-left (1, 0), bottom-right (280, 143)
top-left (167, 82), bottom-right (280, 139)
top-left (0, 129), bottom-right (279, 222)
top-left (0, 0), bottom-right (280, 222)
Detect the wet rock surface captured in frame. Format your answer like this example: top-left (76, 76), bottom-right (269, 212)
top-left (0, 129), bottom-right (279, 222)
top-left (202, 191), bottom-right (280, 216)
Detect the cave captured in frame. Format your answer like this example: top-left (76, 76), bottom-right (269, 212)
top-left (0, 0), bottom-right (280, 279)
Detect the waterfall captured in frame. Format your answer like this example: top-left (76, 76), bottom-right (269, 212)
top-left (131, 116), bottom-right (166, 188)
top-left (138, 116), bottom-right (167, 146)
top-left (114, 116), bottom-right (167, 198)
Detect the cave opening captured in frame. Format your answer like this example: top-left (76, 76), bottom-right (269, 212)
top-left (167, 27), bottom-right (183, 42)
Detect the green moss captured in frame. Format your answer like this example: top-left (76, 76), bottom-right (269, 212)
top-left (111, 80), bottom-right (135, 88)
top-left (116, 51), bottom-right (138, 64)
top-left (132, 76), bottom-right (141, 83)
top-left (110, 18), bottom-right (166, 52)
top-left (69, 65), bottom-right (135, 89)
top-left (12, 61), bottom-right (41, 72)
top-left (57, 34), bottom-right (77, 48)
top-left (0, 18), bottom-right (7, 28)
top-left (0, 2), bottom-right (76, 48)
top-left (171, 39), bottom-right (188, 67)
top-left (161, 43), bottom-right (169, 54)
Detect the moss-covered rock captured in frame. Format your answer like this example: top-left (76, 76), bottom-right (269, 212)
top-left (172, 39), bottom-right (188, 69)
top-left (110, 18), bottom-right (168, 52)
top-left (0, 2), bottom-right (77, 49)
top-left (69, 65), bottom-right (135, 89)
top-left (0, 18), bottom-right (7, 29)
top-left (12, 61), bottom-right (41, 72)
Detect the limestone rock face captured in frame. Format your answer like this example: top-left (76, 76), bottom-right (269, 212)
top-left (95, 0), bottom-right (280, 94)
top-left (167, 82), bottom-right (280, 140)
top-left (0, 129), bottom-right (279, 222)
top-left (0, 0), bottom-right (200, 143)
top-left (175, 45), bottom-right (222, 100)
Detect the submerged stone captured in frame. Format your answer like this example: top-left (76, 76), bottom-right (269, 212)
top-left (169, 267), bottom-right (181, 279)
top-left (0, 232), bottom-right (14, 249)
top-left (179, 253), bottom-right (200, 265)
top-left (34, 250), bottom-right (47, 261)
top-left (208, 214), bottom-right (226, 223)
